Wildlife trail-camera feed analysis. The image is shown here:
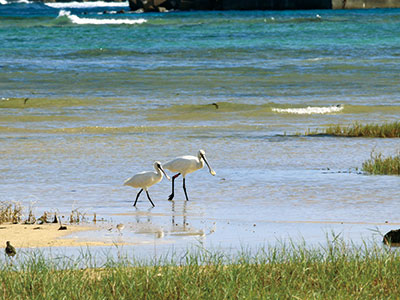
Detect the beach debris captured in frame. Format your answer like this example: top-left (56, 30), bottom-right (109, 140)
top-left (116, 223), bottom-right (125, 234)
top-left (37, 212), bottom-right (49, 224)
top-left (383, 229), bottom-right (400, 246)
top-left (0, 201), bottom-right (22, 224)
top-left (156, 228), bottom-right (164, 238)
top-left (70, 208), bottom-right (86, 223)
top-left (58, 217), bottom-right (67, 231)
top-left (25, 209), bottom-right (36, 225)
top-left (5, 241), bottom-right (16, 257)
top-left (208, 222), bottom-right (217, 235)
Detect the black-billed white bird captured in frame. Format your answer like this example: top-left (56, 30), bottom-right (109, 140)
top-left (124, 161), bottom-right (170, 207)
top-left (163, 149), bottom-right (216, 201)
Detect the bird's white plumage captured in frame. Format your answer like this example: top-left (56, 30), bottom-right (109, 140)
top-left (124, 161), bottom-right (169, 190)
top-left (163, 149), bottom-right (216, 177)
top-left (163, 156), bottom-right (201, 177)
top-left (163, 150), bottom-right (215, 201)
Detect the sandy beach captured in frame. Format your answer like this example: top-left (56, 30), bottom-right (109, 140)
top-left (0, 223), bottom-right (114, 248)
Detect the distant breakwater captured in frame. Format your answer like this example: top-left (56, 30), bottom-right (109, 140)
top-left (127, 0), bottom-right (400, 11)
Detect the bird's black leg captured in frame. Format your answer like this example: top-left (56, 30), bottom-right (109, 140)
top-left (146, 190), bottom-right (155, 207)
top-left (183, 177), bottom-right (189, 201)
top-left (168, 173), bottom-right (181, 201)
top-left (134, 189), bottom-right (143, 207)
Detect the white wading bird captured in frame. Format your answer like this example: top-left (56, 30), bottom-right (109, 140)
top-left (163, 149), bottom-right (216, 201)
top-left (124, 161), bottom-right (170, 207)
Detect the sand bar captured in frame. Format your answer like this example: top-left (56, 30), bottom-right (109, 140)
top-left (0, 223), bottom-right (116, 248)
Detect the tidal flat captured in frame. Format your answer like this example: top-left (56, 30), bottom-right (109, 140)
top-left (1, 3), bottom-right (400, 273)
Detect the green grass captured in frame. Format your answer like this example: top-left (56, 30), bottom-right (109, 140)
top-left (307, 121), bottom-right (400, 138)
top-left (1, 240), bottom-right (400, 299)
top-left (362, 152), bottom-right (400, 175)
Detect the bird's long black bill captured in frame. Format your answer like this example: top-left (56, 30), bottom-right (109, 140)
top-left (201, 154), bottom-right (216, 176)
top-left (159, 166), bottom-right (171, 180)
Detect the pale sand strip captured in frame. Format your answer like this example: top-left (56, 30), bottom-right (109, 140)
top-left (0, 223), bottom-right (117, 248)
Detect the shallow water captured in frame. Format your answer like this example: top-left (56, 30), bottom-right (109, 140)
top-left (0, 2), bottom-right (399, 257)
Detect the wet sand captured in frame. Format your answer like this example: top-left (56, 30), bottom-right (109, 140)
top-left (0, 223), bottom-right (116, 248)
top-left (2, 217), bottom-right (396, 250)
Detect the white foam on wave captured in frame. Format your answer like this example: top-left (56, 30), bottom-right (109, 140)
top-left (272, 105), bottom-right (344, 115)
top-left (47, 1), bottom-right (128, 8)
top-left (0, 0), bottom-right (32, 4)
top-left (57, 9), bottom-right (146, 25)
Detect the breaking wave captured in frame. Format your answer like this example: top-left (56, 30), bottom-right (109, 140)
top-left (0, 0), bottom-right (32, 4)
top-left (46, 1), bottom-right (128, 9)
top-left (57, 9), bottom-right (146, 25)
top-left (272, 105), bottom-right (344, 115)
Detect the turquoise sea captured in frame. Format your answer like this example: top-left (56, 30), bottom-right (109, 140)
top-left (0, 1), bottom-right (399, 257)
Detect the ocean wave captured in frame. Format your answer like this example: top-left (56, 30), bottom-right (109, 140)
top-left (57, 9), bottom-right (146, 25)
top-left (272, 105), bottom-right (344, 115)
top-left (0, 0), bottom-right (32, 4)
top-left (46, 1), bottom-right (128, 8)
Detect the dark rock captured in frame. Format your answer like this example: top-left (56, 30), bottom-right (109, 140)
top-left (129, 0), bottom-right (180, 11)
top-left (383, 229), bottom-right (400, 245)
top-left (128, 0), bottom-right (144, 10)
top-left (129, 0), bottom-right (332, 11)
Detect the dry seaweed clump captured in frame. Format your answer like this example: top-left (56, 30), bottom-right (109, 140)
top-left (0, 201), bottom-right (22, 224)
top-left (69, 208), bottom-right (87, 224)
top-left (0, 201), bottom-right (93, 226)
top-left (362, 152), bottom-right (400, 175)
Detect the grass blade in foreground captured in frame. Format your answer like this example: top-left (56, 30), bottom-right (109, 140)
top-left (1, 242), bottom-right (400, 299)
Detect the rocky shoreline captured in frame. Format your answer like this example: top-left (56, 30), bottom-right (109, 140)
top-left (37, 0), bottom-right (400, 11)
top-left (127, 0), bottom-right (400, 12)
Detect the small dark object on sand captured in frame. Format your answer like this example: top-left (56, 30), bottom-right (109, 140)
top-left (383, 229), bottom-right (400, 245)
top-left (5, 241), bottom-right (16, 257)
top-left (211, 102), bottom-right (219, 109)
top-left (58, 217), bottom-right (67, 230)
